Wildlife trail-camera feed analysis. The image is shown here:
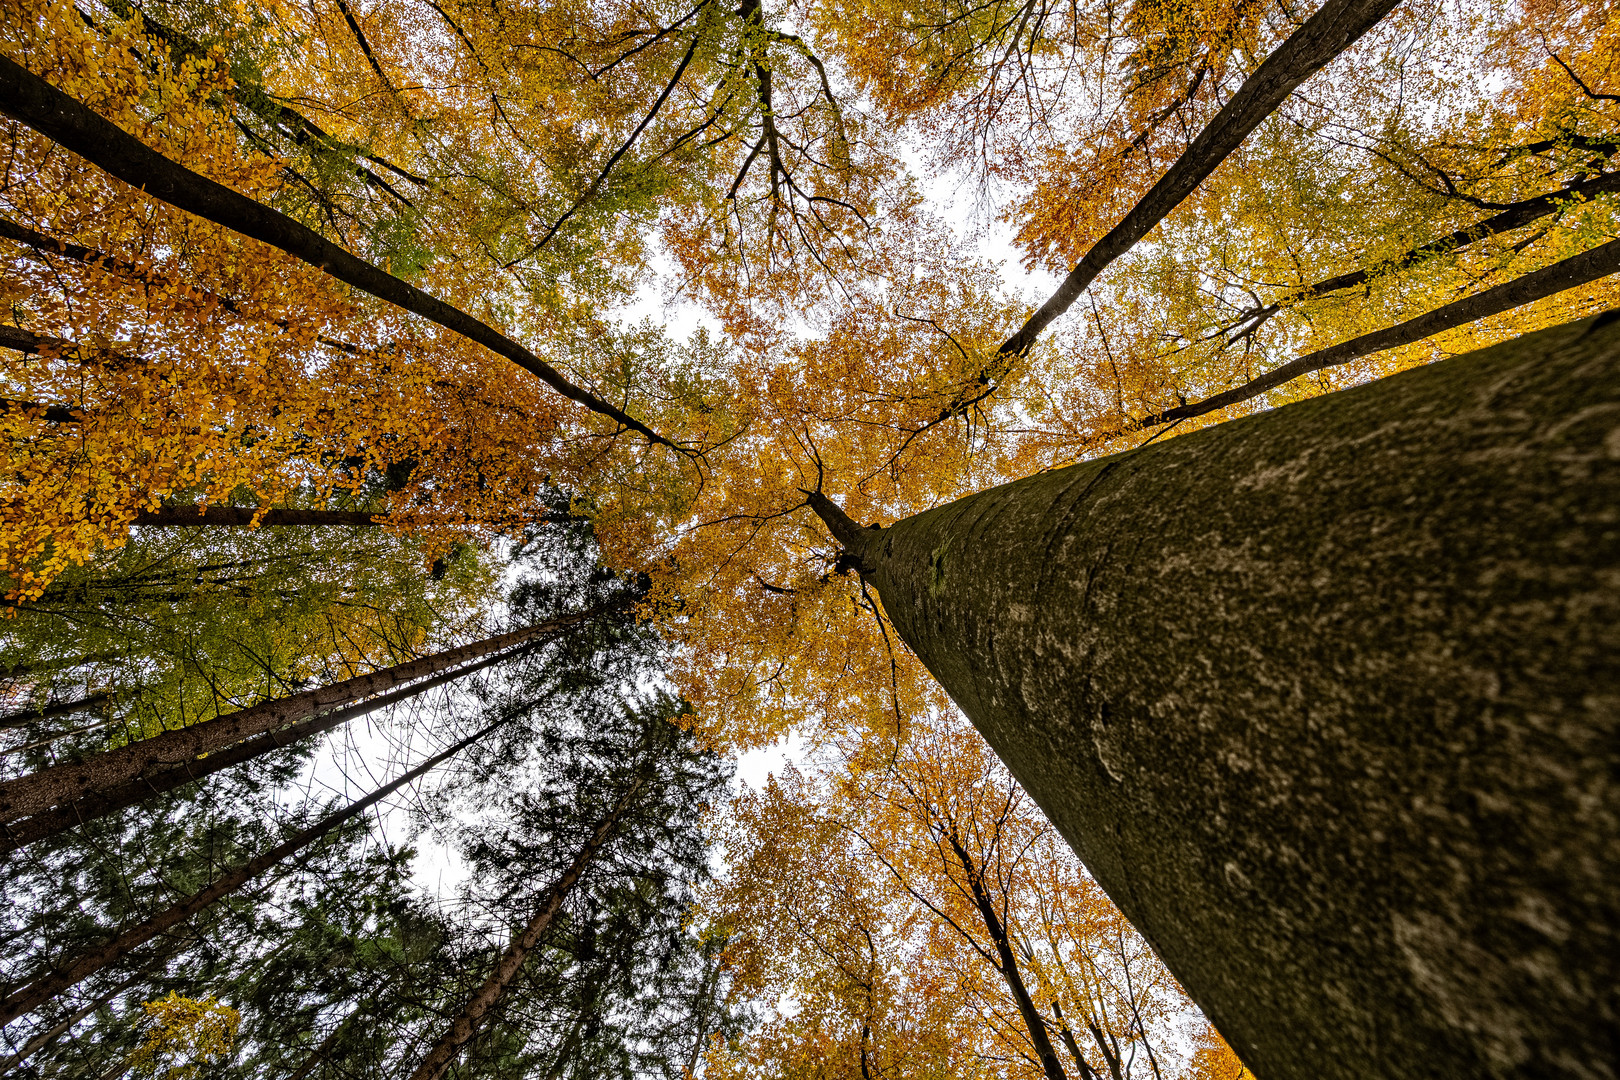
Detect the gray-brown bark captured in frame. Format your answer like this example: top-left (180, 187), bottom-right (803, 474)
top-left (0, 718), bottom-right (500, 1025)
top-left (0, 640), bottom-right (525, 857)
top-left (947, 831), bottom-right (1068, 1080)
top-left (130, 505), bottom-right (572, 529)
top-left (0, 693), bottom-right (111, 731)
top-left (0, 611), bottom-right (597, 825)
top-left (810, 314), bottom-right (1620, 1080)
top-left (1220, 169), bottom-right (1620, 333)
top-left (132, 507), bottom-right (386, 528)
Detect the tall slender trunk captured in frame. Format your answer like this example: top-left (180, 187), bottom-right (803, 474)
top-left (129, 506), bottom-right (573, 529)
top-left (1, 637), bottom-right (527, 857)
top-left (0, 608), bottom-right (604, 825)
top-left (807, 314), bottom-right (1620, 1080)
top-left (1051, 1002), bottom-right (1099, 1080)
top-left (0, 717), bottom-right (503, 1025)
top-left (944, 832), bottom-right (1067, 1080)
top-left (133, 508), bottom-right (387, 528)
top-left (407, 781), bottom-right (643, 1080)
top-left (0, 55), bottom-right (673, 449)
top-left (994, 0), bottom-right (1400, 360)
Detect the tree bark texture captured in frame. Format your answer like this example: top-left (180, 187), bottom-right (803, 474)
top-left (0, 612), bottom-right (595, 825)
top-left (0, 639), bottom-right (525, 857)
top-left (814, 314), bottom-right (1620, 1080)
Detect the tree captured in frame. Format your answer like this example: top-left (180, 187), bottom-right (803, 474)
top-left (409, 579), bottom-right (735, 1079)
top-left (806, 314), bottom-right (1620, 1079)
top-left (710, 712), bottom-right (1200, 1080)
top-left (0, 710), bottom-right (508, 1026)
top-left (5, 0), bottom-right (1620, 1076)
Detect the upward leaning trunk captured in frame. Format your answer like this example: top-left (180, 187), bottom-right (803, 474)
top-left (811, 314), bottom-right (1620, 1080)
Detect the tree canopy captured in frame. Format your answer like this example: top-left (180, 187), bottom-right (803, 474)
top-left (2, 0), bottom-right (1616, 1074)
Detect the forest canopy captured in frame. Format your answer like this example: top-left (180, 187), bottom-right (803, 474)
top-left (1, 0), bottom-right (1616, 1075)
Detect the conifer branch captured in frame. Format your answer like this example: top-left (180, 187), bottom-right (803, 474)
top-left (0, 718), bottom-right (501, 1025)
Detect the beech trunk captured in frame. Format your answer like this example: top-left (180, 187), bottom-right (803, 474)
top-left (811, 314), bottom-right (1620, 1080)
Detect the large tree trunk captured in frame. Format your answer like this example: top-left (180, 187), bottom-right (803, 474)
top-left (0, 608), bottom-right (604, 825)
top-left (810, 314), bottom-right (1620, 1080)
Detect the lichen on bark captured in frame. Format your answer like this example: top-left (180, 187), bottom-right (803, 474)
top-left (822, 314), bottom-right (1620, 1080)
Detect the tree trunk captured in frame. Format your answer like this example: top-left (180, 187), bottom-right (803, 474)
top-left (129, 506), bottom-right (573, 529)
top-left (994, 0), bottom-right (1400, 360)
top-left (1051, 1002), bottom-right (1099, 1080)
top-left (1141, 238), bottom-right (1620, 431)
top-left (407, 783), bottom-right (641, 1080)
top-left (0, 972), bottom-right (139, 1074)
top-left (946, 832), bottom-right (1068, 1080)
top-left (0, 609), bottom-right (602, 825)
top-left (809, 314), bottom-right (1620, 1080)
top-left (0, 692), bottom-right (111, 731)
top-left (132, 508), bottom-right (387, 528)
top-left (0, 55), bottom-right (672, 449)
top-left (0, 717), bottom-right (502, 1026)
top-left (0, 639), bottom-right (523, 857)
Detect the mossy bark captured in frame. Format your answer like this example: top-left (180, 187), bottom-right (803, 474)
top-left (821, 314), bottom-right (1620, 1080)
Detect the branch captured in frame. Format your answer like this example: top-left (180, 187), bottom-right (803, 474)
top-left (0, 55), bottom-right (680, 450)
top-left (1138, 237), bottom-right (1620, 430)
top-left (508, 13), bottom-right (707, 263)
top-left (1217, 169), bottom-right (1620, 342)
top-left (333, 0), bottom-right (399, 96)
top-left (0, 397), bottom-right (85, 424)
top-left (996, 0), bottom-right (1402, 360)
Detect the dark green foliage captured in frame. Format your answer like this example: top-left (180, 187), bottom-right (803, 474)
top-left (0, 520), bottom-right (740, 1080)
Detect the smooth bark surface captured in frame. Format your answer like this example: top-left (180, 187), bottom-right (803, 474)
top-left (1140, 238), bottom-right (1620, 429)
top-left (813, 314), bottom-right (1620, 1080)
top-left (132, 507), bottom-right (386, 528)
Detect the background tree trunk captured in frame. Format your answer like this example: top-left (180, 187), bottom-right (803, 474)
top-left (813, 314), bottom-right (1620, 1080)
top-left (0, 717), bottom-right (501, 1026)
top-left (407, 783), bottom-right (639, 1080)
top-left (0, 640), bottom-right (523, 857)
top-left (0, 611), bottom-right (600, 824)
